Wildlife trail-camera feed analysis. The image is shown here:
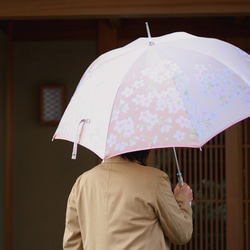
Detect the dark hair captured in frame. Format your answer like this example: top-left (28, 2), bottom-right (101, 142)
top-left (121, 150), bottom-right (150, 166)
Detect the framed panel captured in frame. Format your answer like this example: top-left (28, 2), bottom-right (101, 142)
top-left (40, 85), bottom-right (66, 125)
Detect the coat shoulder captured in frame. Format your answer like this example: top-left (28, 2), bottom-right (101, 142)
top-left (144, 165), bottom-right (169, 178)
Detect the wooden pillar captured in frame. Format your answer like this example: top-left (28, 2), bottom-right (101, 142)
top-left (6, 21), bottom-right (13, 250)
top-left (147, 150), bottom-right (155, 167)
top-left (98, 19), bottom-right (119, 55)
top-left (226, 122), bottom-right (243, 250)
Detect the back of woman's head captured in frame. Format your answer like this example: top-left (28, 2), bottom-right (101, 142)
top-left (120, 150), bottom-right (150, 166)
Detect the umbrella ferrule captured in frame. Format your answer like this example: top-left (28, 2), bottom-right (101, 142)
top-left (145, 22), bottom-right (155, 46)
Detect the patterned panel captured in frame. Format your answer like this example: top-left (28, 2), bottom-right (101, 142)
top-left (41, 86), bottom-right (65, 124)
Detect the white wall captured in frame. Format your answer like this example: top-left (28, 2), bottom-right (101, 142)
top-left (11, 40), bottom-right (98, 250)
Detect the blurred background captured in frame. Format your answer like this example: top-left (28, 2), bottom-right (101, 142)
top-left (0, 1), bottom-right (249, 249)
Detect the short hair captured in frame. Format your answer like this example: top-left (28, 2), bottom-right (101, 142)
top-left (120, 150), bottom-right (150, 166)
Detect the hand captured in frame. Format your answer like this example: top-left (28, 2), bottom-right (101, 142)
top-left (174, 182), bottom-right (193, 202)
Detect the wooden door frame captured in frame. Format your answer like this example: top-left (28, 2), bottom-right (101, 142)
top-left (225, 123), bottom-right (244, 250)
top-left (6, 21), bottom-right (13, 250)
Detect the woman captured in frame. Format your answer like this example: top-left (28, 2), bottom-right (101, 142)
top-left (63, 150), bottom-right (193, 249)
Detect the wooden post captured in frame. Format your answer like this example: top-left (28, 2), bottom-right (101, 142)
top-left (147, 150), bottom-right (155, 167)
top-left (6, 21), bottom-right (13, 250)
top-left (98, 19), bottom-right (119, 55)
top-left (226, 122), bottom-right (243, 250)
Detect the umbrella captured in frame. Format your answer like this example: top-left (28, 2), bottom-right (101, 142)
top-left (53, 26), bottom-right (250, 184)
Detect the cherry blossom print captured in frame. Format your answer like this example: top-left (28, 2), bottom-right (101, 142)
top-left (199, 73), bottom-right (217, 97)
top-left (122, 87), bottom-right (133, 97)
top-left (165, 87), bottom-right (185, 113)
top-left (114, 117), bottom-right (135, 138)
top-left (191, 110), bottom-right (217, 138)
top-left (138, 111), bottom-right (159, 132)
top-left (53, 32), bottom-right (250, 160)
top-left (129, 139), bottom-right (136, 147)
top-left (160, 117), bottom-right (173, 133)
top-left (111, 107), bottom-right (120, 122)
top-left (190, 130), bottom-right (199, 140)
top-left (175, 74), bottom-right (190, 92)
top-left (152, 135), bottom-right (158, 144)
top-left (176, 116), bottom-right (192, 129)
top-left (223, 68), bottom-right (234, 77)
top-left (132, 94), bottom-right (153, 107)
top-left (217, 94), bottom-right (232, 110)
top-left (141, 60), bottom-right (181, 84)
top-left (121, 103), bottom-right (129, 113)
top-left (173, 131), bottom-right (185, 142)
top-left (156, 91), bottom-right (168, 111)
top-left (111, 100), bottom-right (129, 121)
top-left (233, 86), bottom-right (244, 99)
top-left (243, 88), bottom-right (250, 106)
top-left (132, 79), bottom-right (145, 89)
top-left (115, 142), bottom-right (128, 151)
top-left (107, 134), bottom-right (117, 148)
top-left (169, 62), bottom-right (181, 73)
top-left (161, 124), bottom-right (172, 133)
top-left (195, 62), bottom-right (250, 112)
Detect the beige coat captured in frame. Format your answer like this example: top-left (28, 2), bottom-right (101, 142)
top-left (63, 156), bottom-right (193, 250)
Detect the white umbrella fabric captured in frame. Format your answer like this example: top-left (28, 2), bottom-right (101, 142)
top-left (53, 31), bottom-right (250, 169)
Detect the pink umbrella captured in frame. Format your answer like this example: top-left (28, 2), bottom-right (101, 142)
top-left (53, 27), bottom-right (250, 184)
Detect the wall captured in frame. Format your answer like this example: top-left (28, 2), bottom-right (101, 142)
top-left (11, 40), bottom-right (98, 250)
top-left (0, 29), bottom-right (7, 250)
top-left (0, 0), bottom-right (249, 19)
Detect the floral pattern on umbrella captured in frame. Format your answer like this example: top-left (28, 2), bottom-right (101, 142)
top-left (105, 45), bottom-right (249, 157)
top-left (53, 32), bottom-right (250, 160)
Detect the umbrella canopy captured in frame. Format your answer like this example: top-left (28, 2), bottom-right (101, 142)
top-left (53, 31), bottom-right (250, 160)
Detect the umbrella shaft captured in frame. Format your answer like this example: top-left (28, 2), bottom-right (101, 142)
top-left (173, 147), bottom-right (184, 186)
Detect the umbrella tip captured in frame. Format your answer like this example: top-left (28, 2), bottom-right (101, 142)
top-left (145, 22), bottom-right (154, 46)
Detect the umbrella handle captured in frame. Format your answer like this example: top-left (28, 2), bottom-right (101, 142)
top-left (173, 148), bottom-right (192, 206)
top-left (177, 173), bottom-right (191, 205)
top-left (177, 173), bottom-right (184, 187)
top-left (72, 119), bottom-right (91, 159)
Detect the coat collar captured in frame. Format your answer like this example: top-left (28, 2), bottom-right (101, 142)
top-left (102, 155), bottom-right (142, 165)
top-left (102, 156), bottom-right (125, 164)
